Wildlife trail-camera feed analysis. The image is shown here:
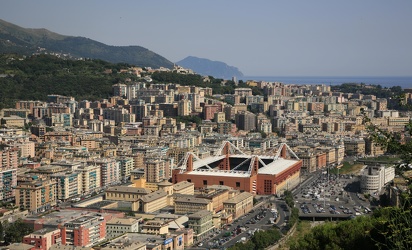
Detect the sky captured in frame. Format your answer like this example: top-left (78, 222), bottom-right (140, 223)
top-left (1, 0), bottom-right (412, 76)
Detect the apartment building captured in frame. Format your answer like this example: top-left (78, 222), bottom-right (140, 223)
top-left (0, 147), bottom-right (18, 169)
top-left (173, 181), bottom-right (195, 195)
top-left (23, 228), bottom-right (61, 250)
top-left (335, 144), bottom-right (345, 165)
top-left (103, 231), bottom-right (185, 250)
top-left (141, 220), bottom-right (169, 235)
top-left (188, 210), bottom-right (214, 241)
top-left (322, 147), bottom-right (336, 165)
top-left (223, 192), bottom-right (253, 219)
top-left (61, 216), bottom-right (106, 247)
top-left (15, 176), bottom-right (57, 212)
top-left (174, 196), bottom-right (213, 214)
top-left (177, 99), bottom-right (191, 116)
top-left (308, 102), bottom-right (325, 113)
top-left (235, 111), bottom-right (256, 131)
top-left (196, 188), bottom-right (230, 213)
top-left (138, 190), bottom-right (168, 213)
top-left (296, 150), bottom-right (317, 173)
top-left (105, 186), bottom-right (150, 201)
top-left (316, 150), bottom-right (327, 170)
top-left (387, 117), bottom-right (410, 127)
top-left (360, 166), bottom-right (395, 193)
top-left (14, 140), bottom-right (35, 158)
top-left (214, 112), bottom-right (226, 123)
top-left (344, 138), bottom-right (366, 156)
top-left (246, 95), bottom-right (264, 105)
top-left (51, 172), bottom-right (81, 201)
top-left (88, 158), bottom-right (120, 188)
top-left (234, 88), bottom-right (252, 97)
top-left (116, 156), bottom-right (134, 182)
top-left (0, 147), bottom-right (18, 201)
top-left (145, 159), bottom-right (167, 183)
top-left (103, 107), bottom-right (135, 124)
top-left (106, 218), bottom-right (139, 239)
top-left (112, 83), bottom-right (127, 97)
top-left (203, 104), bottom-right (220, 120)
top-left (217, 122), bottom-right (237, 135)
top-left (365, 137), bottom-right (386, 156)
top-left (45, 113), bottom-right (73, 127)
top-left (76, 164), bottom-right (101, 195)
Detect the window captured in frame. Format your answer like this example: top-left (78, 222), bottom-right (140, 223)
top-left (264, 180), bottom-right (272, 193)
top-left (236, 182), bottom-right (240, 187)
top-left (219, 181), bottom-right (224, 185)
top-left (187, 179), bottom-right (191, 182)
top-left (203, 180), bottom-right (207, 185)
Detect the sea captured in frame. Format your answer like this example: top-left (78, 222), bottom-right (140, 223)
top-left (239, 76), bottom-right (412, 89)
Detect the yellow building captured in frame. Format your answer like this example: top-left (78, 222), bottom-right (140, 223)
top-left (223, 192), bottom-right (253, 219)
top-left (76, 164), bottom-right (101, 195)
top-left (1, 115), bottom-right (27, 127)
top-left (174, 196), bottom-right (213, 214)
top-left (387, 117), bottom-right (410, 126)
top-left (51, 171), bottom-right (82, 201)
top-left (145, 159), bottom-right (167, 183)
top-left (15, 176), bottom-right (57, 213)
top-left (196, 188), bottom-right (230, 213)
top-left (15, 141), bottom-right (35, 158)
top-left (29, 165), bottom-right (67, 178)
top-left (138, 190), bottom-right (168, 213)
top-left (344, 139), bottom-right (366, 156)
top-left (188, 210), bottom-right (214, 241)
top-left (105, 186), bottom-right (150, 201)
top-left (173, 181), bottom-right (194, 195)
top-left (141, 220), bottom-right (169, 235)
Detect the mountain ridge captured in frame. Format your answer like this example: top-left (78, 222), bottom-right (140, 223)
top-left (176, 56), bottom-right (244, 79)
top-left (0, 19), bottom-right (173, 69)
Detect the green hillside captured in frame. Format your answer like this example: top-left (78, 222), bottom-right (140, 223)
top-left (0, 19), bottom-right (173, 69)
top-left (0, 54), bottom-right (140, 109)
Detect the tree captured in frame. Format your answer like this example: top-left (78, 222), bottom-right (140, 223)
top-left (4, 218), bottom-right (33, 243)
top-left (125, 211), bottom-right (135, 217)
top-left (0, 221), bottom-right (4, 242)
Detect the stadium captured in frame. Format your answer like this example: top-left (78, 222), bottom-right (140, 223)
top-left (172, 141), bottom-right (302, 195)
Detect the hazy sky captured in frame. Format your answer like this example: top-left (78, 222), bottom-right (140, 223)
top-left (1, 0), bottom-right (412, 76)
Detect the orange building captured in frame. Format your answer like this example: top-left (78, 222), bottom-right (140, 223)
top-left (172, 142), bottom-right (302, 195)
top-left (61, 216), bottom-right (106, 247)
top-left (316, 151), bottom-right (327, 170)
top-left (23, 228), bottom-right (61, 250)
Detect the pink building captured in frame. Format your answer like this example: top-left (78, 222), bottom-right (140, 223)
top-left (23, 228), bottom-right (61, 250)
top-left (203, 104), bottom-right (221, 120)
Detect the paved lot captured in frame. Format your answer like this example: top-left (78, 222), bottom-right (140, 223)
top-left (294, 171), bottom-right (373, 218)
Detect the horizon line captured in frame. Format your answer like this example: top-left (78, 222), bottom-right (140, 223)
top-left (241, 75), bottom-right (412, 78)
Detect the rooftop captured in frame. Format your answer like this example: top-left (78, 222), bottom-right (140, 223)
top-left (106, 186), bottom-right (150, 194)
top-left (184, 154), bottom-right (299, 177)
top-left (175, 196), bottom-right (211, 205)
top-left (173, 181), bottom-right (194, 191)
top-left (107, 217), bottom-right (140, 226)
top-left (188, 210), bottom-right (212, 219)
top-left (224, 192), bottom-right (253, 204)
top-left (140, 190), bottom-right (168, 203)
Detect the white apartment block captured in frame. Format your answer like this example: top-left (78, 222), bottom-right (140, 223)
top-left (360, 165), bottom-right (395, 193)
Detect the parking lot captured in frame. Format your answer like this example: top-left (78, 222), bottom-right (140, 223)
top-left (190, 200), bottom-right (283, 249)
top-left (295, 171), bottom-right (373, 218)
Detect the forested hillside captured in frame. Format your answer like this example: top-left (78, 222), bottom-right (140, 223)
top-left (0, 54), bottom-right (139, 109)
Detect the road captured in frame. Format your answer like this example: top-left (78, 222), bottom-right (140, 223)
top-left (187, 198), bottom-right (289, 249)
